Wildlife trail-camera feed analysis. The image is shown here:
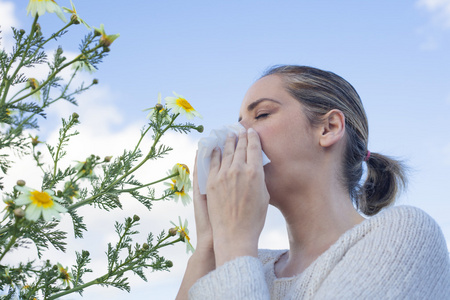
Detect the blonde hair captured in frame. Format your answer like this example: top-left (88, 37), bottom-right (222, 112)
top-left (263, 65), bottom-right (407, 215)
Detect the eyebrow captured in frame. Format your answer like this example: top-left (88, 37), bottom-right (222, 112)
top-left (238, 98), bottom-right (281, 122)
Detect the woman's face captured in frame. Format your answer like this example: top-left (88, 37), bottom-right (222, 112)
top-left (239, 75), bottom-right (323, 203)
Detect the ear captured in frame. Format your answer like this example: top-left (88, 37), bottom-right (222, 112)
top-left (319, 109), bottom-right (346, 148)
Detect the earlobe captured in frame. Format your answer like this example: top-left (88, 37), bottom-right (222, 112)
top-left (319, 109), bottom-right (346, 148)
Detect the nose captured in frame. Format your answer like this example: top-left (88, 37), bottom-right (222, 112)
top-left (239, 120), bottom-right (250, 130)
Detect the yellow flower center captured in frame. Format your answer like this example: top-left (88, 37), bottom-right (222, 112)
top-left (30, 191), bottom-right (54, 208)
top-left (176, 98), bottom-right (194, 112)
top-left (175, 187), bottom-right (186, 195)
top-left (180, 228), bottom-right (190, 242)
top-left (179, 163), bottom-right (190, 174)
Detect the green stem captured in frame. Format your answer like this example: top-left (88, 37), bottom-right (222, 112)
top-left (48, 236), bottom-right (181, 299)
top-left (0, 235), bottom-right (17, 261)
top-left (67, 115), bottom-right (179, 211)
top-left (7, 87), bottom-right (28, 103)
top-left (8, 44), bottom-right (102, 105)
top-left (158, 238), bottom-right (183, 248)
top-left (117, 173), bottom-right (178, 193)
top-left (47, 264), bottom-right (135, 300)
top-left (52, 117), bottom-right (77, 181)
top-left (30, 21), bottom-right (74, 61)
top-left (0, 15), bottom-right (38, 106)
top-left (132, 125), bottom-right (152, 155)
top-left (0, 226), bottom-right (8, 236)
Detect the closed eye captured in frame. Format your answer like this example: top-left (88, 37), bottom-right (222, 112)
top-left (255, 113), bottom-right (269, 120)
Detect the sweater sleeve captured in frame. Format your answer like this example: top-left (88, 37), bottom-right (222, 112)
top-left (188, 256), bottom-right (270, 300)
top-left (314, 206), bottom-right (450, 299)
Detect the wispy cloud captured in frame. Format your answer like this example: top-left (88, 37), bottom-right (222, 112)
top-left (0, 1), bottom-right (19, 52)
top-left (417, 0), bottom-right (450, 28)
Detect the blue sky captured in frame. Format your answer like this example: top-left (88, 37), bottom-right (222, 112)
top-left (1, 0), bottom-right (450, 299)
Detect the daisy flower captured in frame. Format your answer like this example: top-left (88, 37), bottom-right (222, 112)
top-left (143, 92), bottom-right (170, 122)
top-left (165, 178), bottom-right (192, 206)
top-left (62, 0), bottom-right (90, 29)
top-left (57, 263), bottom-right (72, 286)
top-left (170, 217), bottom-right (195, 254)
top-left (25, 78), bottom-right (41, 101)
top-left (14, 186), bottom-right (67, 222)
top-left (172, 163), bottom-right (191, 191)
top-left (71, 54), bottom-right (96, 73)
top-left (165, 92), bottom-right (202, 120)
top-left (93, 24), bottom-right (120, 47)
top-left (26, 0), bottom-right (67, 23)
top-left (74, 158), bottom-right (95, 179)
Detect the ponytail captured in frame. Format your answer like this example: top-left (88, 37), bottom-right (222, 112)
top-left (358, 152), bottom-right (407, 216)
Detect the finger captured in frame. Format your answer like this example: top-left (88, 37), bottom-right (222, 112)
top-left (208, 147), bottom-right (221, 176)
top-left (232, 128), bottom-right (248, 165)
top-left (220, 132), bottom-right (237, 168)
top-left (246, 128), bottom-right (263, 167)
top-left (193, 151), bottom-right (206, 199)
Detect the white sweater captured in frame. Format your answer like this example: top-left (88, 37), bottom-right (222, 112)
top-left (189, 206), bottom-right (450, 299)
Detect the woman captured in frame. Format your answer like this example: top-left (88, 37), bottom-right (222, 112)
top-left (177, 66), bottom-right (450, 299)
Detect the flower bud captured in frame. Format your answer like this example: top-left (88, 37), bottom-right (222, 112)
top-left (195, 125), bottom-right (204, 133)
top-left (28, 78), bottom-right (38, 90)
top-left (53, 265), bottom-right (58, 271)
top-left (179, 231), bottom-right (186, 239)
top-left (72, 112), bottom-right (79, 119)
top-left (169, 228), bottom-right (178, 236)
top-left (35, 23), bottom-right (41, 34)
top-left (142, 243), bottom-right (149, 250)
top-left (70, 14), bottom-right (80, 24)
top-left (82, 250), bottom-right (90, 257)
top-left (155, 103), bottom-right (164, 111)
top-left (94, 29), bottom-right (101, 37)
top-left (57, 190), bottom-right (63, 197)
top-left (19, 29), bottom-right (25, 35)
top-left (133, 214), bottom-right (140, 222)
top-left (31, 136), bottom-right (40, 146)
top-left (14, 208), bottom-right (25, 218)
top-left (103, 46), bottom-right (110, 53)
top-left (16, 180), bottom-right (26, 186)
top-left (37, 151), bottom-right (41, 156)
top-left (104, 156), bottom-right (112, 162)
top-left (92, 79), bottom-right (99, 85)
top-left (166, 260), bottom-right (173, 268)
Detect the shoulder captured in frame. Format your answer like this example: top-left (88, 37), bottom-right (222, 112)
top-left (369, 205), bottom-right (445, 241)
top-left (316, 206), bottom-right (450, 298)
top-left (356, 205), bottom-right (449, 271)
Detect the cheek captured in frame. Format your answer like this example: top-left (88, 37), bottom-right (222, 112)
top-left (253, 124), bottom-right (284, 160)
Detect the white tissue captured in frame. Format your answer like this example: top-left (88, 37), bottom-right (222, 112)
top-left (196, 123), bottom-right (270, 194)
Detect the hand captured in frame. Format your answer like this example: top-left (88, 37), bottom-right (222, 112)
top-left (193, 151), bottom-right (214, 253)
top-left (206, 128), bottom-right (270, 266)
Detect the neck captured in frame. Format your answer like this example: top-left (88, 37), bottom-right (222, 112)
top-left (272, 183), bottom-right (364, 277)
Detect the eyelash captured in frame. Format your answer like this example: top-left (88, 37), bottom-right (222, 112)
top-left (255, 113), bottom-right (269, 120)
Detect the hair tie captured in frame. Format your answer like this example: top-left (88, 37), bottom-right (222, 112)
top-left (364, 150), bottom-right (371, 162)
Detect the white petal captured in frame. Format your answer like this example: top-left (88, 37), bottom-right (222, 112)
top-left (42, 208), bottom-right (60, 221)
top-left (15, 195), bottom-right (32, 206)
top-left (15, 186), bottom-right (31, 193)
top-left (52, 201), bottom-right (67, 213)
top-left (25, 204), bottom-right (41, 221)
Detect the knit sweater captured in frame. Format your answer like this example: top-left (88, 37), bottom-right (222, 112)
top-left (188, 206), bottom-right (450, 299)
